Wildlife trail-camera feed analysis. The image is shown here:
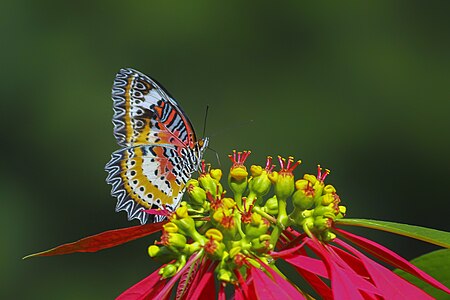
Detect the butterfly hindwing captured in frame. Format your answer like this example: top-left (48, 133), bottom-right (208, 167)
top-left (105, 144), bottom-right (198, 224)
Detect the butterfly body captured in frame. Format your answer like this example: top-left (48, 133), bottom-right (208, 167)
top-left (105, 68), bottom-right (208, 224)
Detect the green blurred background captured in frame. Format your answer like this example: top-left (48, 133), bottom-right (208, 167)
top-left (2, 1), bottom-right (449, 299)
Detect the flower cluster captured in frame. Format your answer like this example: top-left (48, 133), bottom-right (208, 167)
top-left (120, 151), bottom-right (448, 299)
top-left (26, 151), bottom-right (450, 299)
top-left (147, 151), bottom-right (346, 289)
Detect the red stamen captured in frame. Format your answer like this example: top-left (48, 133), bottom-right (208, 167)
top-left (286, 157), bottom-right (293, 170)
top-left (265, 156), bottom-right (272, 169)
top-left (221, 211), bottom-right (235, 228)
top-left (303, 182), bottom-right (315, 197)
top-left (322, 169), bottom-right (330, 181)
top-left (288, 160), bottom-right (301, 172)
top-left (229, 150), bottom-right (251, 166)
top-left (204, 237), bottom-right (218, 254)
top-left (278, 156), bottom-right (284, 169)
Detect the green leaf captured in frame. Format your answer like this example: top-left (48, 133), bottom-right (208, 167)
top-left (394, 249), bottom-right (450, 299)
top-left (335, 218), bottom-right (450, 248)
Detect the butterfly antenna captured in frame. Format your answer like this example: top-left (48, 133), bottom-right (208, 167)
top-left (202, 105), bottom-right (209, 138)
top-left (207, 146), bottom-right (221, 168)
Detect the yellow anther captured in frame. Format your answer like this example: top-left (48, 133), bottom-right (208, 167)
top-left (210, 169), bottom-right (222, 181)
top-left (148, 245), bottom-right (160, 257)
top-left (229, 246), bottom-right (242, 258)
top-left (175, 206), bottom-right (189, 219)
top-left (163, 222), bottom-right (179, 233)
top-left (222, 197), bottom-right (236, 209)
top-left (205, 228), bottom-right (223, 242)
top-left (250, 165), bottom-right (263, 177)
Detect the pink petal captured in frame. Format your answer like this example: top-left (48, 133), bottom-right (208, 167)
top-left (24, 222), bottom-right (166, 258)
top-left (335, 228), bottom-right (450, 294)
top-left (281, 244), bottom-right (332, 298)
top-left (189, 261), bottom-right (217, 300)
top-left (234, 269), bottom-right (250, 298)
top-left (184, 258), bottom-right (214, 299)
top-left (306, 239), bottom-right (380, 299)
top-left (249, 265), bottom-right (306, 300)
top-left (218, 283), bottom-right (226, 300)
top-left (271, 240), bottom-right (307, 258)
top-left (260, 263), bottom-right (307, 299)
top-left (249, 267), bottom-right (290, 300)
top-left (284, 254), bottom-right (328, 278)
top-left (292, 264), bottom-right (333, 300)
top-left (328, 245), bottom-right (370, 279)
top-left (234, 285), bottom-right (246, 300)
top-left (334, 238), bottom-right (434, 299)
top-left (176, 257), bottom-right (201, 299)
top-left (156, 252), bottom-right (204, 299)
top-left (116, 267), bottom-right (167, 300)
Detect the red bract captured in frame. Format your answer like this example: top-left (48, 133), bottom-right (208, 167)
top-left (23, 222), bottom-right (166, 258)
top-left (276, 228), bottom-right (450, 299)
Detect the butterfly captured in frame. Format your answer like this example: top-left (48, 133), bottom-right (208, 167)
top-left (105, 68), bottom-right (208, 224)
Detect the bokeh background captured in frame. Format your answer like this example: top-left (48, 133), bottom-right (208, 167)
top-left (2, 1), bottom-right (449, 299)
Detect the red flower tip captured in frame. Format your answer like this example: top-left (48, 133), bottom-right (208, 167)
top-left (278, 155), bottom-right (301, 173)
top-left (317, 165), bottom-right (330, 182)
top-left (239, 197), bottom-right (256, 224)
top-left (157, 230), bottom-right (170, 246)
top-left (204, 237), bottom-right (218, 254)
top-left (233, 253), bottom-right (247, 267)
top-left (229, 150), bottom-right (251, 166)
top-left (265, 156), bottom-right (275, 172)
top-left (206, 189), bottom-right (225, 210)
top-left (303, 181), bottom-right (315, 197)
top-left (220, 211), bottom-right (235, 229)
top-left (332, 193), bottom-right (341, 212)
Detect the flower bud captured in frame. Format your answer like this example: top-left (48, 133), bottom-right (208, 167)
top-left (218, 268), bottom-right (232, 282)
top-left (176, 205), bottom-right (189, 219)
top-left (148, 245), bottom-right (160, 257)
top-left (228, 167), bottom-right (248, 196)
top-left (159, 264), bottom-right (177, 279)
top-left (199, 173), bottom-right (222, 197)
top-left (250, 234), bottom-right (272, 253)
top-left (245, 215), bottom-right (270, 239)
top-left (263, 196), bottom-right (278, 215)
top-left (314, 216), bottom-right (332, 231)
top-left (228, 150), bottom-right (251, 196)
top-left (168, 233), bottom-right (187, 248)
top-left (321, 230), bottom-right (336, 242)
top-left (248, 165), bottom-right (272, 202)
top-left (210, 169), bottom-right (222, 181)
top-left (292, 189), bottom-right (314, 210)
top-left (187, 184), bottom-right (207, 206)
top-left (321, 194), bottom-right (334, 206)
top-left (274, 172), bottom-right (295, 201)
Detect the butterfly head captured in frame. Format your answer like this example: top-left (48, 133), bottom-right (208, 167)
top-left (197, 137), bottom-right (209, 155)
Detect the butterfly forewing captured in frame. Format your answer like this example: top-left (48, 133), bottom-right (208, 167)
top-left (111, 68), bottom-right (197, 148)
top-left (106, 68), bottom-right (207, 224)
